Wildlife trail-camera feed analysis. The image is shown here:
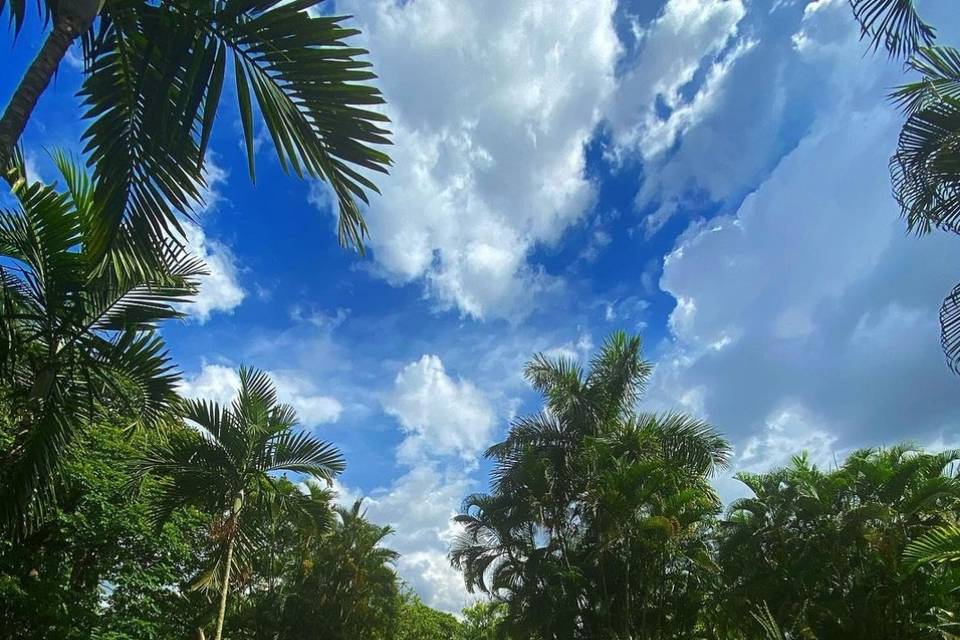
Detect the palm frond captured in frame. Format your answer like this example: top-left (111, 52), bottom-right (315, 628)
top-left (890, 95), bottom-right (960, 235)
top-left (78, 0), bottom-right (390, 256)
top-left (262, 429), bottom-right (345, 480)
top-left (86, 329), bottom-right (181, 430)
top-left (904, 524), bottom-right (960, 567)
top-left (849, 0), bottom-right (935, 59)
top-left (751, 601), bottom-right (786, 640)
top-left (892, 47), bottom-right (960, 114)
top-left (941, 282), bottom-right (960, 374)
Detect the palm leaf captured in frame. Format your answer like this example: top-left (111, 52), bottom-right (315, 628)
top-left (892, 47), bottom-right (960, 114)
top-left (261, 429), bottom-right (345, 480)
top-left (941, 281), bottom-right (960, 374)
top-left (890, 98), bottom-right (960, 235)
top-left (904, 524), bottom-right (960, 567)
top-left (849, 0), bottom-right (935, 59)
top-left (78, 0), bottom-right (390, 256)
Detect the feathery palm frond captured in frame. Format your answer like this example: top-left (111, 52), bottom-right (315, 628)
top-left (892, 47), bottom-right (960, 114)
top-left (904, 524), bottom-right (960, 567)
top-left (940, 282), bottom-right (960, 374)
top-left (849, 0), bottom-right (935, 59)
top-left (77, 0), bottom-right (390, 256)
top-left (0, 155), bottom-right (198, 537)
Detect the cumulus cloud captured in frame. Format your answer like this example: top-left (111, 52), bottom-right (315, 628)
top-left (180, 158), bottom-right (246, 323)
top-left (384, 355), bottom-right (497, 464)
top-left (617, 0), bottom-right (898, 234)
top-left (181, 223), bottom-right (246, 323)
top-left (646, 13), bottom-right (960, 489)
top-left (330, 0), bottom-right (620, 319)
top-left (607, 0), bottom-right (747, 158)
top-left (355, 466), bottom-right (478, 613)
top-left (180, 364), bottom-right (342, 426)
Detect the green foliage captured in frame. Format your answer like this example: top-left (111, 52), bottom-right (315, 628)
top-left (395, 591), bottom-right (463, 640)
top-left (459, 601), bottom-right (507, 640)
top-left (0, 418), bottom-right (211, 639)
top-left (0, 155), bottom-right (203, 537)
top-left (715, 447), bottom-right (960, 640)
top-left (2, 0), bottom-right (391, 256)
top-left (451, 332), bottom-right (730, 639)
top-left (261, 498), bottom-right (402, 640)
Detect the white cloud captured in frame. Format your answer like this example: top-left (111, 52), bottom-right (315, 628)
top-left (619, 0), bottom-right (904, 234)
top-left (181, 223), bottom-right (246, 323)
top-left (607, 0), bottom-right (747, 159)
top-left (178, 363), bottom-right (241, 406)
top-left (646, 16), bottom-right (960, 483)
top-left (385, 355), bottom-right (497, 464)
top-left (338, 465), bottom-right (479, 613)
top-left (332, 0), bottom-right (621, 319)
top-left (180, 158), bottom-right (246, 323)
top-left (269, 371), bottom-right (344, 425)
top-left (180, 364), bottom-right (342, 426)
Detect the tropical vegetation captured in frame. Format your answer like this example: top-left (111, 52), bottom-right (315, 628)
top-left (451, 335), bottom-right (960, 639)
top-left (0, 0), bottom-right (958, 638)
top-left (1, 0), bottom-right (391, 256)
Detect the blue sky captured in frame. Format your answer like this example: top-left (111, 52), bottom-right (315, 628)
top-left (3, 0), bottom-right (960, 611)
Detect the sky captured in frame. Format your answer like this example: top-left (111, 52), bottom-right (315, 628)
top-left (3, 0), bottom-right (960, 613)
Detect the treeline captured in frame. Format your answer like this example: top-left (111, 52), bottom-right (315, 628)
top-left (451, 333), bottom-right (960, 640)
top-left (0, 410), bottom-right (503, 639)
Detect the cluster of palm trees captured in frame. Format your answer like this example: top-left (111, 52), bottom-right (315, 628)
top-left (451, 333), bottom-right (960, 639)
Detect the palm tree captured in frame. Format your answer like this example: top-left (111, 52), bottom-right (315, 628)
top-left (133, 366), bottom-right (345, 640)
top-left (0, 151), bottom-right (203, 537)
top-left (275, 498), bottom-right (401, 640)
top-left (450, 331), bottom-right (730, 640)
top-left (1, 0), bottom-right (391, 255)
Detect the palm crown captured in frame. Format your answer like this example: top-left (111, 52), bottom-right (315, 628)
top-left (133, 365), bottom-right (344, 640)
top-left (450, 332), bottom-right (731, 639)
top-left (0, 151), bottom-right (204, 536)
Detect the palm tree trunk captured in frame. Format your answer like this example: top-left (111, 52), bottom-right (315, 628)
top-left (0, 0), bottom-right (99, 172)
top-left (214, 495), bottom-right (243, 640)
top-left (213, 529), bottom-right (236, 640)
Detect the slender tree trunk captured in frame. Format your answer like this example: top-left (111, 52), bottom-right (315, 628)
top-left (0, 0), bottom-right (99, 173)
top-left (214, 495), bottom-right (243, 640)
top-left (213, 528), bottom-right (236, 640)
top-left (213, 529), bottom-right (236, 640)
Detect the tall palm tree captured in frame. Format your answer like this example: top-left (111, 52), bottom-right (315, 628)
top-left (450, 331), bottom-right (730, 640)
top-left (1, 0), bottom-right (391, 255)
top-left (0, 150), bottom-right (203, 537)
top-left (132, 366), bottom-right (345, 640)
